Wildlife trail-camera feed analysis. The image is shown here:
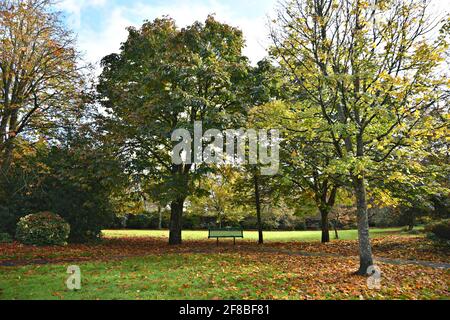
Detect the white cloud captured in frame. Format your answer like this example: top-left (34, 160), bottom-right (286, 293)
top-left (64, 0), bottom-right (449, 71)
top-left (64, 0), bottom-right (276, 69)
top-left (57, 0), bottom-right (107, 28)
top-left (76, 7), bottom-right (131, 68)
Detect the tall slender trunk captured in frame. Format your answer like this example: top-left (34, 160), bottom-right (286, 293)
top-left (158, 205), bottom-right (162, 230)
top-left (169, 197), bottom-right (185, 245)
top-left (320, 209), bottom-right (330, 243)
top-left (407, 210), bottom-right (415, 231)
top-left (333, 219), bottom-right (339, 239)
top-left (354, 176), bottom-right (374, 275)
top-left (0, 115), bottom-right (8, 148)
top-left (1, 138), bottom-right (14, 173)
top-left (253, 173), bottom-right (263, 244)
top-left (216, 206), bottom-right (222, 228)
top-left (1, 110), bottom-right (18, 173)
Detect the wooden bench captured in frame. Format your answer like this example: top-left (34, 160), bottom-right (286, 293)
top-left (208, 228), bottom-right (243, 246)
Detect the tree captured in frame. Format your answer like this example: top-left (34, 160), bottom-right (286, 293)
top-left (245, 59), bottom-right (342, 243)
top-left (141, 180), bottom-right (171, 230)
top-left (188, 166), bottom-right (247, 228)
top-left (271, 0), bottom-right (449, 274)
top-left (0, 124), bottom-right (127, 242)
top-left (240, 59), bottom-right (288, 244)
top-left (250, 100), bottom-right (343, 243)
top-left (98, 16), bottom-right (249, 245)
top-left (0, 0), bottom-right (85, 172)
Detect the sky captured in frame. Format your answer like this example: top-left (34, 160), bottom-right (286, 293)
top-left (57, 0), bottom-right (449, 68)
top-left (57, 0), bottom-right (277, 68)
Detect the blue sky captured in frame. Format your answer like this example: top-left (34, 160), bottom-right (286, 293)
top-left (57, 0), bottom-right (448, 68)
top-left (57, 0), bottom-right (279, 67)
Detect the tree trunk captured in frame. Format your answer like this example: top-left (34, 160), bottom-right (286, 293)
top-left (320, 209), bottom-right (330, 243)
top-left (1, 111), bottom-right (18, 173)
top-left (354, 176), bottom-right (374, 275)
top-left (407, 210), bottom-right (415, 231)
top-left (218, 210), bottom-right (222, 228)
top-left (158, 205), bottom-right (162, 230)
top-left (169, 197), bottom-right (185, 245)
top-left (0, 115), bottom-right (8, 150)
top-left (1, 138), bottom-right (14, 173)
top-left (253, 173), bottom-right (263, 245)
top-left (333, 220), bottom-right (339, 239)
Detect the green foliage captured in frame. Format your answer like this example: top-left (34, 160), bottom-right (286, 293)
top-left (98, 16), bottom-right (249, 199)
top-left (0, 206), bottom-right (19, 236)
top-left (0, 134), bottom-right (126, 243)
top-left (0, 232), bottom-right (12, 243)
top-left (369, 207), bottom-right (402, 228)
top-left (271, 0), bottom-right (449, 263)
top-left (425, 219), bottom-right (450, 241)
top-left (37, 141), bottom-right (122, 243)
top-left (241, 212), bottom-right (306, 231)
top-left (15, 212), bottom-right (70, 246)
top-left (97, 16), bottom-right (251, 243)
top-left (127, 213), bottom-right (153, 230)
top-left (270, 0), bottom-right (450, 202)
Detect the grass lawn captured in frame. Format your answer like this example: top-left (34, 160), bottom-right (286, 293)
top-left (103, 227), bottom-right (410, 242)
top-left (1, 227), bottom-right (447, 300)
top-left (1, 251), bottom-right (448, 300)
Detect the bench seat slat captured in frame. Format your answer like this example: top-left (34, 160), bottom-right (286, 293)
top-left (208, 228), bottom-right (243, 238)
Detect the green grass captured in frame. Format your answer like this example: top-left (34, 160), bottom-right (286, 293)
top-left (1, 248), bottom-right (445, 300)
top-left (0, 254), bottom-right (293, 300)
top-left (103, 227), bottom-right (410, 242)
top-left (1, 226), bottom-right (444, 300)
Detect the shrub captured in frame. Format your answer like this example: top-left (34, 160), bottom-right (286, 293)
top-left (127, 213), bottom-right (153, 229)
top-left (15, 212), bottom-right (70, 246)
top-left (425, 219), bottom-right (450, 241)
top-left (0, 206), bottom-right (18, 236)
top-left (294, 219), bottom-right (307, 231)
top-left (111, 215), bottom-right (128, 229)
top-left (0, 232), bottom-right (12, 243)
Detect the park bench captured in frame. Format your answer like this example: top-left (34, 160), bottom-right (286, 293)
top-left (208, 227), bottom-right (243, 246)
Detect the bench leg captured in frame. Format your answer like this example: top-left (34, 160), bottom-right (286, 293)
top-left (216, 238), bottom-right (219, 247)
top-left (234, 237), bottom-right (236, 246)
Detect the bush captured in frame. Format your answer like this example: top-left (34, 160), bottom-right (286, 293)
top-left (425, 219), bottom-right (450, 241)
top-left (294, 219), bottom-right (307, 231)
top-left (0, 232), bottom-right (12, 243)
top-left (278, 214), bottom-right (306, 231)
top-left (111, 215), bottom-right (128, 229)
top-left (0, 206), bottom-right (18, 236)
top-left (15, 212), bottom-right (70, 246)
top-left (127, 213), bottom-right (153, 229)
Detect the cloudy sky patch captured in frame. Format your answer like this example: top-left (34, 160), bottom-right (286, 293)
top-left (57, 0), bottom-right (449, 68)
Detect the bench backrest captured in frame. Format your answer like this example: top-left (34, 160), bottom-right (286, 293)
top-left (208, 228), bottom-right (243, 238)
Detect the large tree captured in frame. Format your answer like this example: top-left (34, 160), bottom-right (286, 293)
top-left (271, 0), bottom-right (449, 274)
top-left (0, 0), bottom-right (84, 172)
top-left (246, 60), bottom-right (343, 243)
top-left (98, 16), bottom-right (249, 244)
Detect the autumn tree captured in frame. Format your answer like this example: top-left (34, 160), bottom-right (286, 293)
top-left (240, 60), bottom-right (289, 244)
top-left (98, 16), bottom-right (249, 245)
top-left (271, 0), bottom-right (449, 274)
top-left (0, 0), bottom-right (85, 172)
top-left (189, 166), bottom-right (247, 228)
top-left (246, 60), bottom-right (342, 243)
top-left (251, 100), bottom-right (343, 243)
